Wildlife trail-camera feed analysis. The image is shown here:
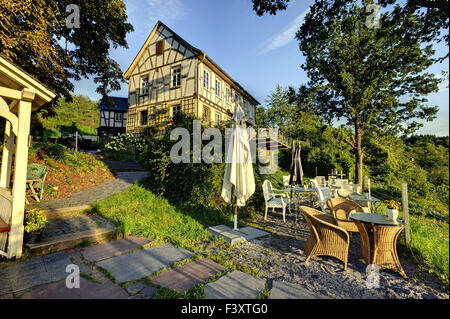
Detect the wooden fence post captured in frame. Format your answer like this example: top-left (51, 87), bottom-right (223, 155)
top-left (402, 183), bottom-right (411, 247)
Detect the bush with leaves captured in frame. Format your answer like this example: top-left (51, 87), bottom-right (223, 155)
top-left (103, 133), bottom-right (149, 156)
top-left (140, 114), bottom-right (265, 220)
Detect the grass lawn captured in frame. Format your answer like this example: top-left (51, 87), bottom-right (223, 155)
top-left (91, 179), bottom-right (268, 298)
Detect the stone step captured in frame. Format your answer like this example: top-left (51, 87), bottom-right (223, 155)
top-left (44, 206), bottom-right (93, 220)
top-left (96, 244), bottom-right (195, 283)
top-left (26, 226), bottom-right (118, 255)
top-left (150, 258), bottom-right (226, 294)
top-left (204, 270), bottom-right (266, 299)
top-left (81, 236), bottom-right (153, 262)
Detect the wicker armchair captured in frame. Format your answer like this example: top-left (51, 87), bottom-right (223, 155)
top-left (300, 206), bottom-right (350, 270)
top-left (326, 198), bottom-right (364, 233)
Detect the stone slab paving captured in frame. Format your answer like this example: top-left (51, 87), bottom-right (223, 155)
top-left (41, 214), bottom-right (117, 239)
top-left (81, 236), bottom-right (152, 262)
top-left (151, 258), bottom-right (226, 293)
top-left (204, 270), bottom-right (266, 299)
top-left (20, 277), bottom-right (129, 299)
top-left (96, 244), bottom-right (195, 283)
top-left (268, 280), bottom-right (325, 299)
top-left (207, 224), bottom-right (270, 245)
top-left (28, 171), bottom-right (148, 211)
top-left (0, 252), bottom-right (72, 295)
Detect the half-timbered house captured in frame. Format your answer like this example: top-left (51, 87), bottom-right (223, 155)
top-left (123, 21), bottom-right (258, 134)
top-left (97, 96), bottom-right (128, 140)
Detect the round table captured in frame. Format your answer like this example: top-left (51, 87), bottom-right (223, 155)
top-left (284, 187), bottom-right (330, 223)
top-left (349, 212), bottom-right (407, 278)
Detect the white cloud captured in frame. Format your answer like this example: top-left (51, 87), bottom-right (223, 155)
top-left (259, 8), bottom-right (309, 55)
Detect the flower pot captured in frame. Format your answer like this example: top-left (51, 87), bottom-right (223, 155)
top-left (386, 209), bottom-right (399, 222)
top-left (24, 228), bottom-right (44, 244)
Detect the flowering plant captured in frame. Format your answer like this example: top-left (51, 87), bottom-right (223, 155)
top-left (384, 200), bottom-right (401, 210)
top-left (24, 209), bottom-right (48, 233)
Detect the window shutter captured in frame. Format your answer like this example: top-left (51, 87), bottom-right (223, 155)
top-left (156, 40), bottom-right (164, 55)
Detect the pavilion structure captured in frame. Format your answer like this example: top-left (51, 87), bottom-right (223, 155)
top-left (0, 56), bottom-right (56, 259)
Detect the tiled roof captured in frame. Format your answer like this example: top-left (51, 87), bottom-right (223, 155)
top-left (98, 96), bottom-right (128, 111)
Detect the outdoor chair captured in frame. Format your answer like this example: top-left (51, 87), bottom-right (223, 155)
top-left (262, 180), bottom-right (290, 223)
top-left (316, 176), bottom-right (327, 187)
top-left (26, 163), bottom-right (48, 202)
top-left (283, 175), bottom-right (291, 188)
top-left (326, 198), bottom-right (365, 233)
top-left (310, 179), bottom-right (331, 213)
top-left (300, 206), bottom-right (350, 271)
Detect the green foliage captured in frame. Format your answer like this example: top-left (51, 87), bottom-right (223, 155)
top-left (408, 215), bottom-right (449, 288)
top-left (0, 0), bottom-right (133, 113)
top-left (24, 209), bottom-right (48, 232)
top-left (29, 142), bottom-right (105, 173)
top-left (133, 114), bottom-right (268, 220)
top-left (103, 133), bottom-right (148, 155)
top-left (33, 95), bottom-right (100, 139)
top-left (30, 142), bottom-right (68, 159)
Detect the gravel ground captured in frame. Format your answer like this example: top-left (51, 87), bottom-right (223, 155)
top-left (208, 209), bottom-right (449, 299)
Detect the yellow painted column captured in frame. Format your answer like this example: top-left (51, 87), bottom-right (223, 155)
top-left (0, 120), bottom-right (15, 188)
top-left (7, 89), bottom-right (35, 259)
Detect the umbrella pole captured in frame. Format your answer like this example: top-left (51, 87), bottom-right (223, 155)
top-left (234, 198), bottom-right (238, 230)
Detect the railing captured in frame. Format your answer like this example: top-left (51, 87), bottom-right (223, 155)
top-left (258, 128), bottom-right (291, 148)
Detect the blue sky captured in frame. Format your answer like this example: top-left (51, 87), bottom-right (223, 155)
top-left (73, 0), bottom-right (449, 136)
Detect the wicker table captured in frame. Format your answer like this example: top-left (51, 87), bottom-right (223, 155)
top-left (349, 212), bottom-right (407, 278)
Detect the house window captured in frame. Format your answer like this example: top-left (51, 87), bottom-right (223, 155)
top-left (171, 66), bottom-right (181, 87)
top-left (140, 110), bottom-right (148, 126)
top-left (156, 40), bottom-right (164, 55)
top-left (215, 80), bottom-right (221, 97)
top-left (215, 113), bottom-right (221, 125)
top-left (172, 105), bottom-right (181, 117)
top-left (115, 112), bottom-right (123, 121)
top-left (141, 76), bottom-right (149, 95)
top-left (226, 87), bottom-right (231, 103)
top-left (202, 106), bottom-right (210, 122)
top-left (203, 71), bottom-right (210, 90)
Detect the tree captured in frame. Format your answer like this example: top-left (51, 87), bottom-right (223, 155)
top-left (251, 0), bottom-right (449, 59)
top-left (0, 0), bottom-right (133, 115)
top-left (252, 0), bottom-right (290, 16)
top-left (286, 0), bottom-right (441, 189)
top-left (263, 85), bottom-right (320, 140)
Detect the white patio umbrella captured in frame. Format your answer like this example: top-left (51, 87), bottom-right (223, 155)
top-left (221, 101), bottom-right (255, 230)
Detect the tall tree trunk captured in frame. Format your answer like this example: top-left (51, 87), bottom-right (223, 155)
top-left (354, 121), bottom-right (364, 192)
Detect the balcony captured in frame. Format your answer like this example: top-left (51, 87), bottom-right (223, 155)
top-left (254, 128), bottom-right (291, 150)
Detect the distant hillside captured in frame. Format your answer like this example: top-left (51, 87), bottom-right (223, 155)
top-left (32, 95), bottom-right (100, 138)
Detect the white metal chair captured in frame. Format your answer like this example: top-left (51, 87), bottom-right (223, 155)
top-left (316, 176), bottom-right (327, 187)
top-left (262, 180), bottom-right (290, 223)
top-left (283, 175), bottom-right (291, 188)
top-left (311, 179), bottom-right (331, 213)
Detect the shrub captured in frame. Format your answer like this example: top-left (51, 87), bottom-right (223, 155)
top-left (103, 133), bottom-right (148, 155)
top-left (140, 114), bottom-right (265, 219)
top-left (29, 142), bottom-right (67, 160)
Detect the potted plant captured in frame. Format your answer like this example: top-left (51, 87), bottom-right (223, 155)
top-left (24, 209), bottom-right (48, 244)
top-left (384, 200), bottom-right (401, 222)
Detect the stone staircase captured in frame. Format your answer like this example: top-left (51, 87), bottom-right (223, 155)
top-left (26, 212), bottom-right (119, 255)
